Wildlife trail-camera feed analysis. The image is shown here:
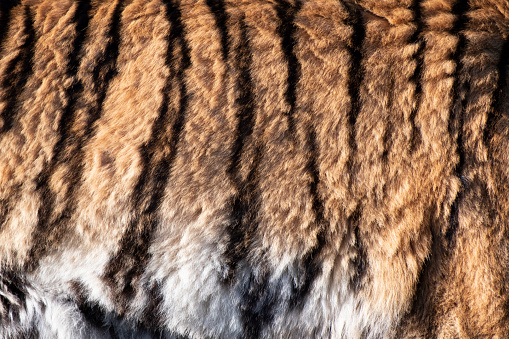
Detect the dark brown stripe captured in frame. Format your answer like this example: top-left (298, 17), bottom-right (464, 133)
top-left (274, 0), bottom-right (302, 135)
top-left (26, 0), bottom-right (120, 270)
top-left (0, 186), bottom-right (19, 231)
top-left (382, 122), bottom-right (394, 162)
top-left (0, 5), bottom-right (35, 135)
top-left (1, 4), bottom-right (35, 259)
top-left (205, 0), bottom-right (229, 61)
top-left (399, 220), bottom-right (438, 338)
top-left (0, 1), bottom-right (20, 55)
top-left (408, 0), bottom-right (424, 152)
top-left (447, 0), bottom-right (469, 147)
top-left (102, 0), bottom-right (191, 310)
top-left (223, 17), bottom-right (259, 279)
top-left (446, 0), bottom-right (470, 246)
top-left (483, 35), bottom-right (509, 144)
top-left (0, 0), bottom-right (24, 229)
top-left (0, 199), bottom-right (8, 230)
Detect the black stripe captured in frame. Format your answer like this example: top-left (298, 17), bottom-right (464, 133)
top-left (349, 205), bottom-right (367, 291)
top-left (223, 17), bottom-right (259, 279)
top-left (341, 1), bottom-right (368, 291)
top-left (0, 292), bottom-right (12, 318)
top-left (483, 35), bottom-right (509, 144)
top-left (89, 0), bottom-right (124, 125)
top-left (343, 1), bottom-right (365, 158)
top-left (408, 0), bottom-right (424, 152)
top-left (103, 0), bottom-right (191, 310)
top-left (342, 0), bottom-right (366, 250)
top-left (71, 280), bottom-right (159, 337)
top-left (239, 268), bottom-right (278, 339)
top-left (382, 121), bottom-right (394, 162)
top-left (26, 0), bottom-right (120, 270)
top-left (274, 0), bottom-right (302, 135)
top-left (275, 0), bottom-right (328, 306)
top-left (382, 79), bottom-right (395, 161)
top-left (70, 281), bottom-right (110, 329)
top-left (0, 1), bottom-right (20, 55)
top-left (0, 5), bottom-right (35, 134)
top-left (235, 146), bottom-right (264, 339)
top-left (0, 4), bottom-right (35, 261)
top-left (205, 0), bottom-right (229, 61)
top-left (0, 270), bottom-right (28, 326)
top-left (289, 127), bottom-right (327, 308)
top-left (50, 0), bottom-right (93, 162)
top-left (446, 0), bottom-right (470, 246)
top-left (226, 154), bottom-right (261, 276)
top-left (1, 271), bottom-right (27, 306)
top-left (140, 281), bottom-right (164, 330)
top-left (217, 18), bottom-right (268, 339)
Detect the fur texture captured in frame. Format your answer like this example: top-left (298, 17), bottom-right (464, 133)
top-left (0, 0), bottom-right (508, 337)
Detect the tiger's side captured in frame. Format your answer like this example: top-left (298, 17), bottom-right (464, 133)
top-left (0, 0), bottom-right (508, 338)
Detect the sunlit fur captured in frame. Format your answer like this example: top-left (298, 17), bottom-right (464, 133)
top-left (0, 0), bottom-right (508, 338)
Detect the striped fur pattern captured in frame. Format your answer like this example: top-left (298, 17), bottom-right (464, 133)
top-left (0, 0), bottom-right (508, 337)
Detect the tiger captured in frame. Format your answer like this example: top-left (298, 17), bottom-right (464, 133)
top-left (0, 0), bottom-right (508, 337)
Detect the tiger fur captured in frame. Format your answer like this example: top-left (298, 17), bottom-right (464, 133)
top-left (0, 0), bottom-right (508, 337)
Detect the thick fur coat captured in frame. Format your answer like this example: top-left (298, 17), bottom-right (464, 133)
top-left (0, 0), bottom-right (508, 338)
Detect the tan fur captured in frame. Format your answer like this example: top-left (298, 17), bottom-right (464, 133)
top-left (0, 0), bottom-right (508, 338)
